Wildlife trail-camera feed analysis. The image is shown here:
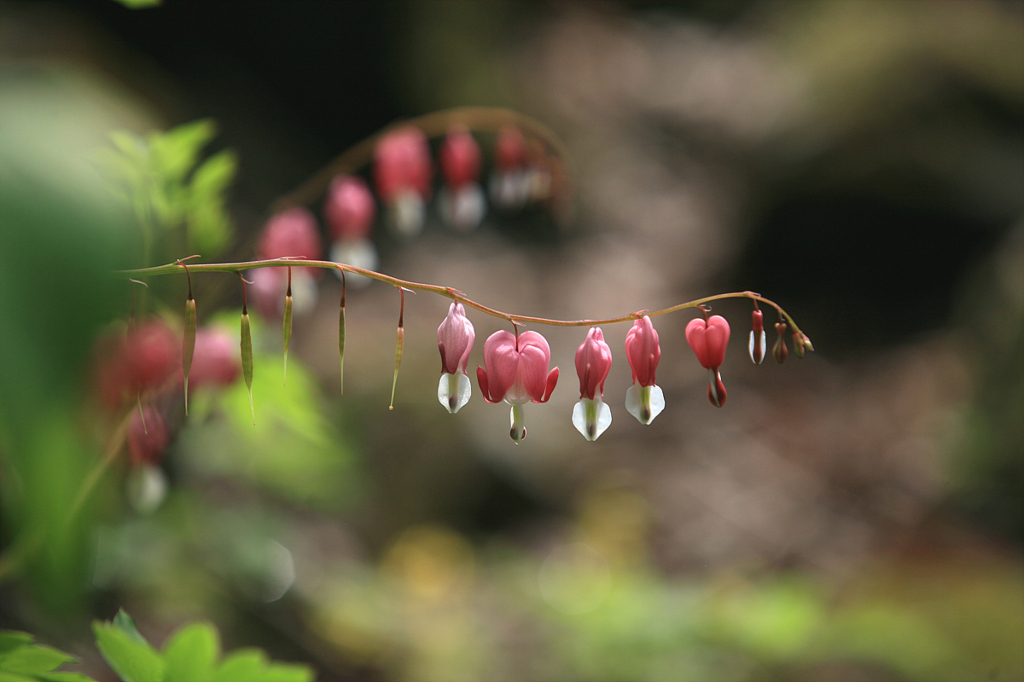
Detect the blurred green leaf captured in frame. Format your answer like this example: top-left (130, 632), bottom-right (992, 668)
top-left (191, 150), bottom-right (236, 199)
top-left (149, 120), bottom-right (216, 185)
top-left (112, 0), bottom-right (162, 7)
top-left (0, 634), bottom-right (33, 656)
top-left (163, 622), bottom-right (219, 682)
top-left (112, 611), bottom-right (146, 645)
top-left (212, 649), bottom-right (313, 682)
top-left (0, 645), bottom-right (75, 675)
top-left (93, 620), bottom-right (165, 682)
top-left (33, 672), bottom-right (98, 682)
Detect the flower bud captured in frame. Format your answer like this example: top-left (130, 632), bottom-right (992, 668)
top-left (793, 330), bottom-right (806, 359)
top-left (572, 327), bottom-right (614, 442)
top-left (772, 322), bottom-right (788, 364)
top-left (437, 302), bottom-right (475, 414)
top-left (325, 175), bottom-right (376, 241)
top-left (748, 309), bottom-right (765, 365)
top-left (440, 126), bottom-right (481, 191)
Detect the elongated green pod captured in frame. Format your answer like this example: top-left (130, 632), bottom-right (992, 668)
top-left (283, 267), bottom-right (293, 386)
top-left (183, 297), bottom-right (196, 415)
top-left (390, 326), bottom-right (404, 410)
top-left (338, 269), bottom-right (346, 395)
top-left (241, 309), bottom-right (254, 424)
top-left (389, 288), bottom-right (405, 410)
top-left (239, 274), bottom-right (255, 424)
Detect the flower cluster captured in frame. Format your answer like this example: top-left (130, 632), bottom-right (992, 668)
top-left (250, 123), bottom-right (556, 309)
top-left (432, 305), bottom-right (806, 443)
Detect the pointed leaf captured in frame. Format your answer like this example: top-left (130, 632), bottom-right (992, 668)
top-left (0, 643), bottom-right (75, 674)
top-left (0, 633), bottom-right (33, 656)
top-left (164, 622), bottom-right (219, 682)
top-left (93, 621), bottom-right (165, 682)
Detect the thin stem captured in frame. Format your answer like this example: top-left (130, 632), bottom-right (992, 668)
top-left (118, 258), bottom-right (810, 339)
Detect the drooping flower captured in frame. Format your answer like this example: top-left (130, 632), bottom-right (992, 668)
top-left (180, 327), bottom-right (240, 390)
top-left (439, 126), bottom-right (485, 230)
top-left (325, 175), bottom-right (378, 288)
top-left (490, 125), bottom-right (531, 209)
top-left (572, 327), bottom-right (613, 441)
top-left (95, 320), bottom-right (179, 409)
top-left (749, 308), bottom-right (766, 364)
top-left (374, 126), bottom-right (432, 237)
top-left (477, 330), bottom-right (559, 444)
top-left (624, 316), bottom-right (665, 424)
top-left (685, 314), bottom-right (731, 407)
top-left (252, 207), bottom-right (323, 316)
top-left (437, 303), bottom-right (475, 414)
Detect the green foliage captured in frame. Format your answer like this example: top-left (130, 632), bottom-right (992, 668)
top-left (92, 609), bottom-right (315, 682)
top-left (0, 630), bottom-right (92, 682)
top-left (95, 120), bottom-right (236, 262)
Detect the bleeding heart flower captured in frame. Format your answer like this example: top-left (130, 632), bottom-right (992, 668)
top-left (624, 316), bottom-right (665, 424)
top-left (437, 303), bottom-right (475, 414)
top-left (374, 126), bottom-right (432, 236)
top-left (477, 330), bottom-right (559, 444)
top-left (572, 327), bottom-right (613, 441)
top-left (685, 314), bottom-right (731, 407)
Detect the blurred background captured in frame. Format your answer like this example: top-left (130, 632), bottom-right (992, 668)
top-left (1, 1), bottom-right (1021, 681)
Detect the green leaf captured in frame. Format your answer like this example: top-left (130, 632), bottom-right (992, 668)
top-left (187, 202), bottom-right (230, 257)
top-left (112, 610), bottom-right (146, 644)
top-left (0, 633), bottom-right (33, 656)
top-left (163, 623), bottom-right (219, 682)
top-left (190, 150), bottom-right (236, 199)
top-left (149, 120), bottom-right (215, 184)
top-left (211, 649), bottom-right (265, 681)
top-left (93, 621), bottom-right (165, 682)
top-left (35, 673), bottom-right (100, 682)
top-left (0, 643), bottom-right (75, 674)
top-left (212, 650), bottom-right (313, 682)
top-left (0, 671), bottom-right (36, 682)
top-left (108, 131), bottom-right (144, 162)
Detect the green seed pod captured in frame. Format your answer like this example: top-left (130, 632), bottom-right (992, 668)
top-left (241, 308), bottom-right (255, 425)
top-left (338, 293), bottom-right (346, 395)
top-left (793, 330), bottom-right (806, 359)
top-left (389, 288), bottom-right (405, 410)
top-left (183, 295), bottom-right (196, 415)
top-left (282, 293), bottom-right (293, 386)
top-left (390, 326), bottom-right (404, 411)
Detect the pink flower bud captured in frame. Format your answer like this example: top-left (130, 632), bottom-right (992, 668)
top-left (575, 327), bottom-right (612, 400)
top-left (126, 321), bottom-right (179, 394)
top-left (437, 303), bottom-right (476, 414)
top-left (257, 207), bottom-right (322, 262)
top-left (437, 303), bottom-right (475, 375)
top-left (625, 316), bottom-right (661, 387)
top-left (748, 309), bottom-right (766, 365)
top-left (495, 125), bottom-right (527, 170)
top-left (477, 330), bottom-right (559, 444)
top-left (373, 126), bottom-right (432, 202)
top-left (183, 327), bottom-right (240, 389)
top-left (325, 175), bottom-right (376, 241)
top-left (685, 315), bottom-right (730, 370)
top-left (772, 322), bottom-right (788, 364)
top-left (128, 405), bottom-right (169, 466)
top-left (439, 126), bottom-right (481, 191)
